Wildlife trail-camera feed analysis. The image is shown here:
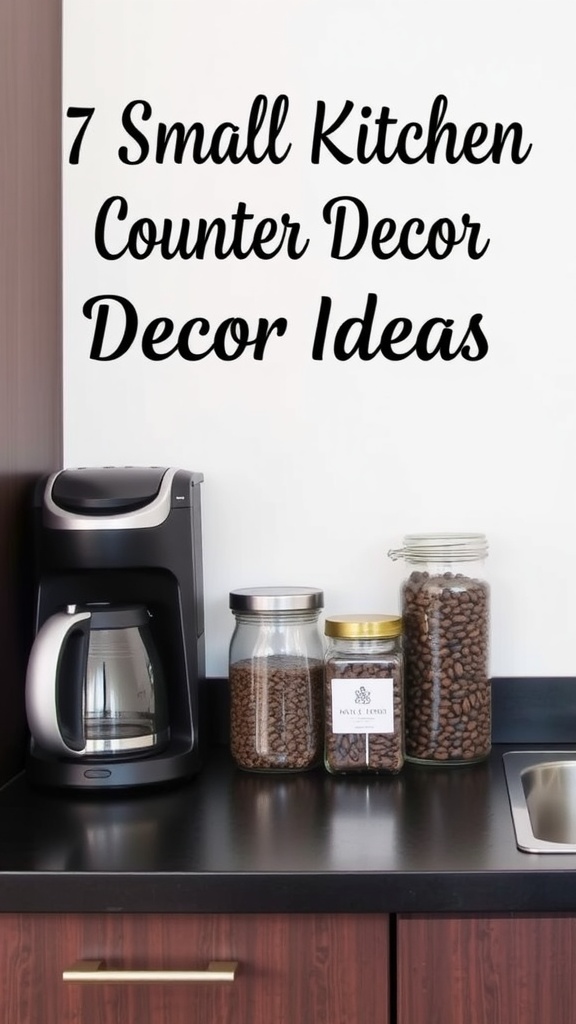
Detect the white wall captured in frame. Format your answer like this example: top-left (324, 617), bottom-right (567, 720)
top-left (63, 0), bottom-right (576, 678)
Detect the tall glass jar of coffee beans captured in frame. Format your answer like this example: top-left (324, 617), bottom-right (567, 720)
top-left (388, 534), bottom-right (490, 766)
top-left (324, 615), bottom-right (404, 775)
top-left (229, 587), bottom-right (324, 772)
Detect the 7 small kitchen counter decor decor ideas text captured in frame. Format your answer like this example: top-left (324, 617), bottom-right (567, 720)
top-left (67, 93), bottom-right (532, 366)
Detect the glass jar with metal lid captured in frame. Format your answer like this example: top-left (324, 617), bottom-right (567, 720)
top-left (388, 533), bottom-right (490, 765)
top-left (324, 615), bottom-right (404, 775)
top-left (228, 587), bottom-right (324, 772)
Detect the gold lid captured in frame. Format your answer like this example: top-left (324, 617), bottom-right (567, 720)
top-left (324, 614), bottom-right (403, 639)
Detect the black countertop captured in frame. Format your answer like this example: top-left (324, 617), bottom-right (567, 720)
top-left (2, 740), bottom-right (576, 915)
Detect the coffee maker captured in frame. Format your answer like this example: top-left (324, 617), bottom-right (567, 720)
top-left (25, 466), bottom-right (205, 790)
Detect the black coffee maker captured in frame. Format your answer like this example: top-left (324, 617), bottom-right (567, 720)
top-left (25, 466), bottom-right (205, 790)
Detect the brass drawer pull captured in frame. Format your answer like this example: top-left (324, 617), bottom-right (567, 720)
top-left (63, 959), bottom-right (239, 983)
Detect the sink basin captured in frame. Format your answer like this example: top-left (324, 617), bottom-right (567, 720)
top-left (503, 751), bottom-right (576, 853)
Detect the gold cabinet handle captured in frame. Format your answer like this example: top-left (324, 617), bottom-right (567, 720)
top-left (63, 959), bottom-right (239, 983)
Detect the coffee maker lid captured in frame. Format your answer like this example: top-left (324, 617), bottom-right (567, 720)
top-left (50, 467), bottom-right (167, 515)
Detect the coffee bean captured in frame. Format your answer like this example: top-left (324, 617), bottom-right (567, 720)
top-left (402, 571), bottom-right (490, 764)
top-left (229, 655), bottom-right (324, 771)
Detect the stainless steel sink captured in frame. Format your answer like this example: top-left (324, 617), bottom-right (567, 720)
top-left (503, 751), bottom-right (576, 853)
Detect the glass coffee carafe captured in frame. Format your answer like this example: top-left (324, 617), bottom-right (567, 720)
top-left (25, 604), bottom-right (170, 759)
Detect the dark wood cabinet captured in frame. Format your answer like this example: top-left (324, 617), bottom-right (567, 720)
top-left (397, 913), bottom-right (576, 1024)
top-left (0, 913), bottom-right (390, 1024)
top-left (5, 908), bottom-right (576, 1023)
top-left (0, 0), bottom-right (62, 783)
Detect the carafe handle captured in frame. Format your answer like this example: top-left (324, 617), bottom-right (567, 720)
top-left (25, 606), bottom-right (91, 757)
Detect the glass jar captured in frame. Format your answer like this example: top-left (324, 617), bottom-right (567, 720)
top-left (228, 587), bottom-right (324, 772)
top-left (388, 533), bottom-right (490, 766)
top-left (324, 615), bottom-right (404, 775)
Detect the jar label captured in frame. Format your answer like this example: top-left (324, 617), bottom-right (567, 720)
top-left (330, 676), bottom-right (395, 734)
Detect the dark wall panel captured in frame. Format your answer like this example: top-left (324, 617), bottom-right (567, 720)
top-left (0, 0), bottom-right (63, 782)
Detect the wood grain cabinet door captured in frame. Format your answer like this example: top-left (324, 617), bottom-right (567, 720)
top-left (0, 912), bottom-right (389, 1024)
top-left (397, 913), bottom-right (576, 1024)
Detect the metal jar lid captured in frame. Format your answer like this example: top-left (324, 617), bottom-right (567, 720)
top-left (325, 614), bottom-right (402, 639)
top-left (229, 587), bottom-right (324, 612)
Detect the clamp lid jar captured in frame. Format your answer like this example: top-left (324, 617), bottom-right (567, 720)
top-left (228, 587), bottom-right (324, 772)
top-left (388, 533), bottom-right (490, 765)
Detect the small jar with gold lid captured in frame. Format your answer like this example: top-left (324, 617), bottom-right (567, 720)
top-left (323, 615), bottom-right (404, 775)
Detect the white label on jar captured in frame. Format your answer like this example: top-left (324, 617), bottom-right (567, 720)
top-left (330, 677), bottom-right (395, 734)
